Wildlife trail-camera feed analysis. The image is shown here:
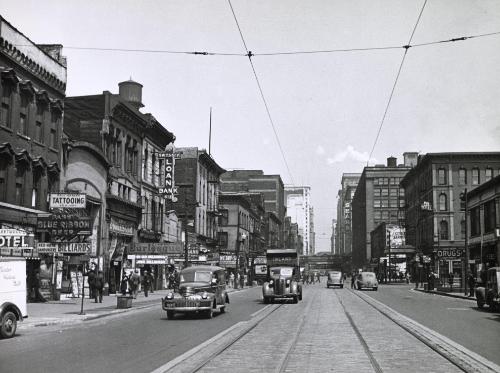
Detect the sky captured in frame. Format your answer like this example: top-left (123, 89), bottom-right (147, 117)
top-left (2, 0), bottom-right (499, 252)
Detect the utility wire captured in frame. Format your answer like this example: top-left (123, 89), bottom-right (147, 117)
top-left (227, 0), bottom-right (296, 186)
top-left (367, 0), bottom-right (428, 166)
top-left (14, 29), bottom-right (500, 57)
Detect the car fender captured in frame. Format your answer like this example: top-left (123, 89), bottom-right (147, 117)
top-left (290, 282), bottom-right (298, 294)
top-left (0, 302), bottom-right (23, 321)
top-left (476, 287), bottom-right (485, 302)
top-left (262, 282), bottom-right (273, 296)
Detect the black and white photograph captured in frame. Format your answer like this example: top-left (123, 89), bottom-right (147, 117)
top-left (0, 1), bottom-right (499, 372)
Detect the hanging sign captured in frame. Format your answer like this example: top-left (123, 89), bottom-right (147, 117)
top-left (49, 193), bottom-right (86, 209)
top-left (158, 150), bottom-right (177, 199)
top-left (37, 214), bottom-right (92, 237)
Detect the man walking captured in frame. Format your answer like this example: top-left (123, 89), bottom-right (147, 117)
top-left (467, 271), bottom-right (475, 297)
top-left (94, 270), bottom-right (104, 303)
top-left (129, 269), bottom-right (140, 299)
top-left (143, 270), bottom-right (152, 297)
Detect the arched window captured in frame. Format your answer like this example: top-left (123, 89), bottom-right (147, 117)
top-left (440, 220), bottom-right (449, 240)
top-left (439, 193), bottom-right (447, 211)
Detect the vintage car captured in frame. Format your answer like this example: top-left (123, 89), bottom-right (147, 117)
top-left (162, 265), bottom-right (229, 319)
top-left (355, 271), bottom-right (378, 291)
top-left (326, 271), bottom-right (344, 288)
top-left (476, 267), bottom-right (500, 311)
top-left (262, 266), bottom-right (302, 303)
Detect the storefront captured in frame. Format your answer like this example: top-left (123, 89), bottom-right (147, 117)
top-left (434, 247), bottom-right (464, 291)
top-left (107, 216), bottom-right (136, 294)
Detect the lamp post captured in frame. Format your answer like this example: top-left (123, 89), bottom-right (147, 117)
top-left (460, 188), bottom-right (469, 295)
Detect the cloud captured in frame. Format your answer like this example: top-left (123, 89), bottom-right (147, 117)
top-left (315, 145), bottom-right (325, 155)
top-left (327, 145), bottom-right (377, 164)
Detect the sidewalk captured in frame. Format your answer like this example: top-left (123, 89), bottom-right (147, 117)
top-left (20, 285), bottom-right (252, 330)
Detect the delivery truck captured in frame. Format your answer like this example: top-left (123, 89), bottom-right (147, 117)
top-left (0, 258), bottom-right (27, 338)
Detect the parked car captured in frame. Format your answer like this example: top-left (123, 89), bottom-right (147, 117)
top-left (0, 258), bottom-right (27, 338)
top-left (476, 267), bottom-right (500, 311)
top-left (162, 266), bottom-right (229, 319)
top-left (355, 272), bottom-right (378, 291)
top-left (326, 271), bottom-right (344, 288)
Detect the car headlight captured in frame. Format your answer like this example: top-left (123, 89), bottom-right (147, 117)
top-left (166, 292), bottom-right (174, 299)
top-left (269, 280), bottom-right (274, 285)
top-left (201, 292), bottom-right (208, 299)
top-left (286, 279), bottom-right (291, 284)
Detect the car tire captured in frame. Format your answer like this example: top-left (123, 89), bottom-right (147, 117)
top-left (166, 310), bottom-right (175, 320)
top-left (373, 287), bottom-right (378, 291)
top-left (327, 285), bottom-right (330, 288)
top-left (477, 301), bottom-right (484, 309)
top-left (206, 308), bottom-right (213, 319)
top-left (292, 295), bottom-right (298, 304)
top-left (298, 292), bottom-right (302, 301)
top-left (220, 305), bottom-right (226, 313)
top-left (340, 285), bottom-right (344, 289)
top-left (0, 311), bottom-right (17, 339)
top-left (263, 297), bottom-right (269, 304)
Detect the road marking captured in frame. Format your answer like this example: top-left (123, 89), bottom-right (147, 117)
top-left (446, 308), bottom-right (469, 311)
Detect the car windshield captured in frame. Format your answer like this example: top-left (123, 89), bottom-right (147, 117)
top-left (329, 272), bottom-right (341, 278)
top-left (270, 267), bottom-right (294, 277)
top-left (362, 273), bottom-right (375, 279)
top-left (180, 271), bottom-right (212, 283)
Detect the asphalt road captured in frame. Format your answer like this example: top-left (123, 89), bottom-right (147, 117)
top-left (0, 287), bottom-right (266, 373)
top-left (355, 283), bottom-right (500, 365)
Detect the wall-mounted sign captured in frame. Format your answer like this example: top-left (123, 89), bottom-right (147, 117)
top-left (109, 217), bottom-right (134, 236)
top-left (37, 242), bottom-right (59, 254)
top-left (435, 248), bottom-right (464, 259)
top-left (158, 150), bottom-right (177, 200)
top-left (58, 242), bottom-right (91, 254)
top-left (130, 242), bottom-right (183, 255)
top-left (0, 229), bottom-right (35, 249)
top-left (49, 193), bottom-right (86, 209)
top-left (37, 214), bottom-right (92, 237)
top-left (386, 226), bottom-right (405, 249)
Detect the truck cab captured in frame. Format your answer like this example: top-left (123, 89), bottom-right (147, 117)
top-left (0, 258), bottom-right (27, 338)
top-left (262, 249), bottom-right (302, 304)
top-left (476, 267), bottom-right (500, 311)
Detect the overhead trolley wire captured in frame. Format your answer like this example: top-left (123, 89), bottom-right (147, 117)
top-left (227, 0), bottom-right (296, 186)
top-left (367, 0), bottom-right (428, 166)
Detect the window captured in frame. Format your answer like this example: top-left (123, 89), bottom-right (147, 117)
top-left (373, 189), bottom-right (381, 197)
top-left (472, 168), bottom-right (480, 185)
top-left (438, 168), bottom-right (447, 185)
top-left (1, 84), bottom-right (12, 128)
top-left (440, 221), bottom-right (449, 240)
top-left (219, 209), bottom-right (228, 226)
top-left (389, 189), bottom-right (398, 197)
top-left (0, 157), bottom-right (8, 200)
top-left (35, 121), bottom-right (43, 143)
top-left (50, 111), bottom-right (60, 148)
top-left (15, 165), bottom-right (26, 205)
top-left (460, 220), bottom-right (466, 239)
top-left (35, 103), bottom-right (45, 143)
top-left (381, 188), bottom-right (389, 197)
top-left (485, 168), bottom-right (493, 182)
top-left (50, 129), bottom-right (57, 149)
top-left (218, 232), bottom-right (228, 248)
top-left (484, 200), bottom-right (496, 233)
top-left (32, 169), bottom-right (42, 208)
top-left (374, 178), bottom-right (379, 186)
top-left (48, 172), bottom-right (58, 193)
top-left (458, 168), bottom-right (467, 185)
top-left (374, 211), bottom-right (381, 220)
top-left (373, 200), bottom-right (381, 208)
top-left (439, 193), bottom-right (447, 211)
top-left (470, 207), bottom-right (480, 236)
top-left (381, 211), bottom-right (389, 220)
top-left (116, 141), bottom-right (122, 167)
top-left (381, 200), bottom-right (388, 208)
top-left (19, 94), bottom-right (30, 136)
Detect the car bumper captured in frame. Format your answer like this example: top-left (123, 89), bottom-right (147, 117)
top-left (163, 305), bottom-right (212, 312)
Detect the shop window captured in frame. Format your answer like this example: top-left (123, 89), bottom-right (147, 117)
top-left (485, 168), bottom-right (493, 182)
top-left (458, 168), bottom-right (467, 185)
top-left (472, 168), bottom-right (480, 185)
top-left (438, 168), bottom-right (447, 185)
top-left (484, 200), bottom-right (496, 233)
top-left (439, 193), bottom-right (447, 211)
top-left (440, 221), bottom-right (449, 240)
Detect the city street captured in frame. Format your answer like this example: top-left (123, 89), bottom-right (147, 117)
top-left (2, 282), bottom-right (499, 373)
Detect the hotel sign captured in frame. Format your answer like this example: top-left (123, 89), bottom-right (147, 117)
top-left (49, 193), bottom-right (86, 209)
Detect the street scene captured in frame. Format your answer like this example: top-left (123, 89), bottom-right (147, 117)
top-left (1, 1), bottom-right (500, 372)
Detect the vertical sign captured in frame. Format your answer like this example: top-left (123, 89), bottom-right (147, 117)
top-left (158, 149), bottom-right (178, 200)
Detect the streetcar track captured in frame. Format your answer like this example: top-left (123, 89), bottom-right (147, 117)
top-left (335, 291), bottom-right (384, 373)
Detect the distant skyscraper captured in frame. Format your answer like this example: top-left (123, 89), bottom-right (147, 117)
top-left (285, 186), bottom-right (313, 255)
top-left (336, 173), bottom-right (361, 256)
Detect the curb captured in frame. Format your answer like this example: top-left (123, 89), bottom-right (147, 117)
top-left (353, 290), bottom-right (500, 373)
top-left (414, 288), bottom-right (476, 301)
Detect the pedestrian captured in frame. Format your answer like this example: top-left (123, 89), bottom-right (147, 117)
top-left (86, 264), bottom-right (97, 300)
top-left (350, 273), bottom-right (355, 289)
top-left (143, 270), bottom-right (152, 297)
top-left (120, 273), bottom-right (129, 296)
top-left (129, 269), bottom-right (140, 299)
top-left (94, 270), bottom-right (104, 303)
top-left (467, 271), bottom-right (475, 297)
top-left (149, 268), bottom-right (155, 293)
top-left (479, 266), bottom-right (487, 286)
top-left (31, 271), bottom-right (46, 303)
top-left (229, 272), bottom-right (235, 288)
top-left (239, 271), bottom-right (245, 289)
top-left (168, 271), bottom-right (175, 289)
top-left (316, 272), bottom-right (321, 283)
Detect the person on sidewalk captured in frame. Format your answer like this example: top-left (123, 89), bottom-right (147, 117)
top-left (350, 273), bottom-right (355, 289)
top-left (129, 270), bottom-right (140, 299)
top-left (94, 270), bottom-right (104, 303)
top-left (120, 273), bottom-right (129, 296)
top-left (85, 265), bottom-right (96, 300)
top-left (142, 270), bottom-right (152, 297)
top-left (467, 272), bottom-right (475, 297)
top-left (149, 269), bottom-right (155, 293)
top-left (31, 271), bottom-right (47, 303)
top-left (229, 272), bottom-right (235, 288)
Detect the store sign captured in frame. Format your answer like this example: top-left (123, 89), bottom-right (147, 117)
top-left (435, 248), bottom-right (464, 259)
top-left (386, 226), bottom-right (405, 249)
top-left (37, 214), bottom-right (92, 237)
top-left (130, 242), bottom-right (183, 255)
top-left (253, 256), bottom-right (267, 265)
top-left (158, 150), bottom-right (178, 200)
top-left (130, 254), bottom-right (168, 265)
top-left (37, 242), bottom-right (59, 254)
top-left (0, 229), bottom-right (34, 249)
top-left (219, 255), bottom-right (237, 265)
top-left (58, 242), bottom-right (91, 254)
top-left (109, 217), bottom-right (134, 236)
top-left (49, 193), bottom-right (86, 209)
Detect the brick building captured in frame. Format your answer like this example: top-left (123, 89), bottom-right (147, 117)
top-left (335, 173), bottom-right (361, 256)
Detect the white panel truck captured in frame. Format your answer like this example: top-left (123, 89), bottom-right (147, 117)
top-left (0, 258), bottom-right (27, 338)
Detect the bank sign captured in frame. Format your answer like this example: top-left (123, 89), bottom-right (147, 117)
top-left (158, 151), bottom-right (178, 200)
top-left (49, 193), bottom-right (86, 209)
